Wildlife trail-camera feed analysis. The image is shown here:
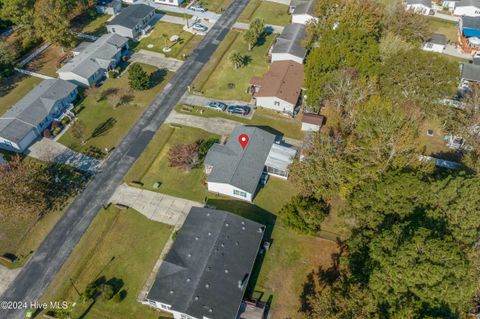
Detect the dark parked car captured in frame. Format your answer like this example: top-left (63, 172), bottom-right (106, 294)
top-left (206, 101), bottom-right (227, 111)
top-left (227, 105), bottom-right (251, 115)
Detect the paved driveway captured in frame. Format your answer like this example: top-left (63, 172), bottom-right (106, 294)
top-left (131, 49), bottom-right (184, 72)
top-left (166, 110), bottom-right (239, 135)
top-left (0, 267), bottom-right (21, 297)
top-left (26, 138), bottom-right (102, 172)
top-left (110, 184), bottom-right (202, 226)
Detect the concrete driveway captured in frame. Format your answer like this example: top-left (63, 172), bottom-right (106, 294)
top-left (26, 138), bottom-right (102, 172)
top-left (110, 184), bottom-right (202, 226)
top-left (0, 267), bottom-right (21, 297)
top-left (180, 93), bottom-right (255, 119)
top-left (131, 50), bottom-right (184, 72)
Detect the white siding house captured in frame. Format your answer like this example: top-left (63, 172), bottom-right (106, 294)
top-left (207, 182), bottom-right (254, 202)
top-left (270, 23), bottom-right (307, 64)
top-left (423, 33), bottom-right (447, 53)
top-left (154, 0), bottom-right (185, 6)
top-left (405, 0), bottom-right (433, 14)
top-left (291, 0), bottom-right (318, 25)
top-left (106, 4), bottom-right (155, 38)
top-left (454, 5), bottom-right (480, 16)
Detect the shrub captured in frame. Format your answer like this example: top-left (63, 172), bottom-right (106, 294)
top-left (108, 70), bottom-right (116, 79)
top-left (168, 143), bottom-right (199, 170)
top-left (112, 289), bottom-right (127, 303)
top-left (279, 196), bottom-right (330, 235)
top-left (52, 127), bottom-right (62, 136)
top-left (43, 129), bottom-right (52, 138)
top-left (128, 63), bottom-right (151, 91)
top-left (100, 283), bottom-right (115, 300)
top-left (86, 146), bottom-right (105, 159)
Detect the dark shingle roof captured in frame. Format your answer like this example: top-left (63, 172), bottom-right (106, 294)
top-left (428, 33), bottom-right (447, 45)
top-left (461, 15), bottom-right (480, 30)
top-left (147, 207), bottom-right (265, 319)
top-left (406, 0), bottom-right (432, 6)
top-left (456, 0), bottom-right (480, 8)
top-left (204, 126), bottom-right (276, 194)
top-left (0, 79), bottom-right (77, 143)
top-left (292, 0), bottom-right (316, 15)
top-left (107, 4), bottom-right (154, 29)
top-left (272, 23), bottom-right (307, 59)
top-left (461, 63), bottom-right (480, 82)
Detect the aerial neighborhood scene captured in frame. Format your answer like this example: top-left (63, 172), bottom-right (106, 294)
top-left (0, 0), bottom-right (480, 318)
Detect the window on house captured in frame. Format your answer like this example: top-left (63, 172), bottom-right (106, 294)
top-left (160, 304), bottom-right (169, 310)
top-left (274, 101), bottom-right (280, 106)
top-left (233, 189), bottom-right (247, 198)
top-left (426, 43), bottom-right (433, 49)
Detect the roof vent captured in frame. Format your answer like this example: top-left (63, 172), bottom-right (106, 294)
top-left (169, 290), bottom-right (174, 294)
top-left (242, 226), bottom-right (246, 230)
top-left (225, 269), bottom-right (229, 274)
top-left (195, 236), bottom-right (199, 241)
top-left (221, 243), bottom-right (225, 247)
top-left (195, 296), bottom-right (199, 301)
top-left (241, 221), bottom-right (245, 225)
top-left (225, 223), bottom-right (230, 227)
top-left (235, 241), bottom-right (239, 246)
top-left (258, 227), bottom-right (264, 233)
top-left (205, 283), bottom-right (210, 288)
top-left (187, 253), bottom-right (192, 258)
top-left (208, 232), bottom-right (212, 236)
top-left (186, 278), bottom-right (191, 282)
top-left (206, 213), bottom-right (210, 216)
top-left (209, 308), bottom-right (213, 313)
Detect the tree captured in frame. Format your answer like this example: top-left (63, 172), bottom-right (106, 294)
top-left (0, 0), bottom-right (35, 28)
top-left (0, 155), bottom-right (51, 221)
top-left (380, 48), bottom-right (458, 104)
top-left (33, 0), bottom-right (76, 48)
top-left (168, 143), bottom-right (199, 170)
top-left (250, 18), bottom-right (265, 38)
top-left (229, 51), bottom-right (245, 69)
top-left (100, 283), bottom-right (115, 301)
top-left (279, 195), bottom-right (329, 235)
top-left (383, 2), bottom-right (430, 44)
top-left (71, 120), bottom-right (86, 144)
top-left (128, 63), bottom-right (150, 90)
top-left (243, 29), bottom-right (257, 51)
top-left (161, 33), bottom-right (169, 50)
top-left (0, 40), bottom-right (15, 78)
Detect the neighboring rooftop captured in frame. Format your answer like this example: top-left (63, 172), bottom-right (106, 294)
top-left (107, 4), bottom-right (154, 29)
top-left (147, 207), bottom-right (265, 319)
top-left (271, 23), bottom-right (307, 59)
top-left (0, 79), bottom-right (77, 143)
top-left (461, 15), bottom-right (480, 31)
top-left (292, 0), bottom-right (316, 15)
top-left (428, 33), bottom-right (447, 45)
top-left (406, 0), bottom-right (432, 6)
top-left (204, 126), bottom-right (276, 194)
top-left (456, 0), bottom-right (480, 7)
top-left (251, 60), bottom-right (304, 105)
top-left (461, 63), bottom-right (480, 82)
top-left (58, 33), bottom-right (128, 79)
top-left (302, 113), bottom-right (325, 126)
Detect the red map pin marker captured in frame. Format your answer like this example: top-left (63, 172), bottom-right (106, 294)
top-left (238, 134), bottom-right (249, 150)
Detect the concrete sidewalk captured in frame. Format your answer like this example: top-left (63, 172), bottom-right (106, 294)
top-left (26, 138), bottom-right (102, 173)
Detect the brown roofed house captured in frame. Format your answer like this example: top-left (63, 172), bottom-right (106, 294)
top-left (249, 60), bottom-right (304, 114)
top-left (301, 113), bottom-right (325, 132)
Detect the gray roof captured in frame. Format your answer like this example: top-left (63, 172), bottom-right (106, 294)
top-left (292, 0), bottom-right (316, 15)
top-left (58, 33), bottom-right (128, 80)
top-left (0, 79), bottom-right (77, 143)
top-left (406, 0), bottom-right (432, 6)
top-left (107, 4), bottom-right (154, 29)
top-left (204, 126), bottom-right (276, 194)
top-left (461, 63), bottom-right (480, 82)
top-left (147, 207), bottom-right (265, 319)
top-left (456, 0), bottom-right (480, 8)
top-left (272, 23), bottom-right (307, 59)
top-left (265, 143), bottom-right (296, 172)
top-left (461, 15), bottom-right (480, 29)
top-left (428, 33), bottom-right (447, 45)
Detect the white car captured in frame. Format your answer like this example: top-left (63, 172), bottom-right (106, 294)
top-left (192, 23), bottom-right (208, 32)
top-left (190, 4), bottom-right (207, 12)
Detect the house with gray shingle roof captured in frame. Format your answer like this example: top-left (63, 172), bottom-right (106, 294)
top-left (204, 126), bottom-right (296, 202)
top-left (146, 207), bottom-right (265, 319)
top-left (291, 0), bottom-right (318, 25)
top-left (57, 33), bottom-right (129, 87)
top-left (270, 23), bottom-right (307, 65)
top-left (405, 0), bottom-right (433, 15)
top-left (460, 62), bottom-right (480, 83)
top-left (0, 79), bottom-right (78, 152)
top-left (453, 0), bottom-right (480, 16)
top-left (106, 4), bottom-right (155, 38)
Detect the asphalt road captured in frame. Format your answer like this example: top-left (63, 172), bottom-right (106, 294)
top-left (0, 0), bottom-right (249, 317)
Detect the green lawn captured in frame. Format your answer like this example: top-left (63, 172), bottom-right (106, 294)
top-left (135, 22), bottom-right (202, 59)
top-left (72, 13), bottom-right (111, 36)
top-left (175, 104), bottom-right (305, 139)
top-left (0, 75), bottom-right (42, 115)
top-left (197, 30), bottom-right (275, 101)
top-left (238, 0), bottom-right (291, 26)
top-left (40, 207), bottom-right (173, 319)
top-left (206, 179), bottom-right (340, 319)
top-left (198, 0), bottom-right (233, 12)
top-left (0, 160), bottom-right (88, 269)
top-left (125, 125), bottom-right (220, 202)
top-left (428, 17), bottom-right (458, 43)
top-left (59, 64), bottom-right (173, 156)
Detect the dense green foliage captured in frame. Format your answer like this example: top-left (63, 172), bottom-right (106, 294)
top-left (128, 63), bottom-right (151, 91)
top-left (279, 196), bottom-right (329, 235)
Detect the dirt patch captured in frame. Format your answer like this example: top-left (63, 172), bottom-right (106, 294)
top-left (25, 46), bottom-right (66, 77)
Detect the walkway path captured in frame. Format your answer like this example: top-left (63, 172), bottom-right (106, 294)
top-left (110, 183), bottom-right (202, 226)
top-left (131, 49), bottom-right (184, 72)
top-left (26, 138), bottom-right (102, 173)
top-left (0, 0), bottom-right (251, 315)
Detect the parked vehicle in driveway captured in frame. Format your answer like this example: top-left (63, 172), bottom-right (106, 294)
top-left (227, 105), bottom-right (251, 115)
top-left (206, 101), bottom-right (227, 111)
top-left (190, 4), bottom-right (207, 12)
top-left (192, 23), bottom-right (208, 32)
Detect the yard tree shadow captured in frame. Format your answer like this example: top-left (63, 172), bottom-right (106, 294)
top-left (150, 68), bottom-right (168, 87)
top-left (100, 88), bottom-right (119, 101)
top-left (91, 117), bottom-right (117, 138)
top-left (120, 94), bottom-right (134, 106)
top-left (204, 198), bottom-right (276, 300)
top-left (256, 29), bottom-right (273, 47)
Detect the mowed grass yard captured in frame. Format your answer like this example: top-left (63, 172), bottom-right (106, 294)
top-left (238, 0), bottom-right (291, 26)
top-left (40, 207), bottom-right (173, 319)
top-left (192, 30), bottom-right (275, 101)
top-left (175, 104), bottom-right (305, 140)
top-left (72, 12), bottom-right (111, 36)
top-left (206, 179), bottom-right (340, 319)
top-left (59, 64), bottom-right (173, 155)
top-left (125, 125), bottom-right (220, 202)
top-left (135, 21), bottom-right (202, 59)
top-left (198, 0), bottom-right (233, 12)
top-left (0, 75), bottom-right (42, 115)
top-left (428, 17), bottom-right (458, 43)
